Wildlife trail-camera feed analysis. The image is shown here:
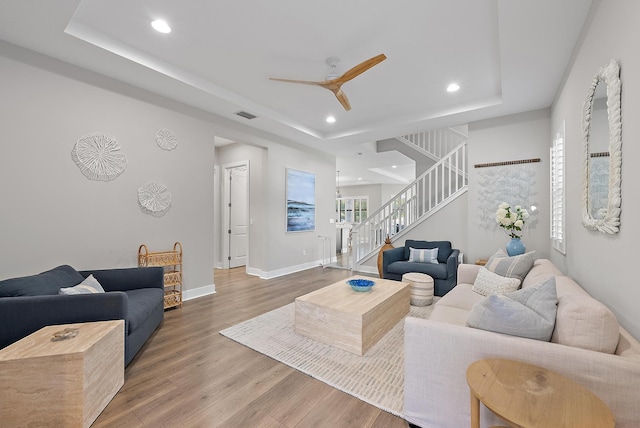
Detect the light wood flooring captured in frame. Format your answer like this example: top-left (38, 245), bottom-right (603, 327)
top-left (93, 266), bottom-right (410, 428)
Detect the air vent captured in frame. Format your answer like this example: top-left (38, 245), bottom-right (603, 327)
top-left (235, 111), bottom-right (257, 120)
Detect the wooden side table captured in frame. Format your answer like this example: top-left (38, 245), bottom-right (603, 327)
top-left (466, 358), bottom-right (614, 428)
top-left (0, 320), bottom-right (124, 428)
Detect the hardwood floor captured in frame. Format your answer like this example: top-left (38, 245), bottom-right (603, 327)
top-left (93, 266), bottom-right (410, 428)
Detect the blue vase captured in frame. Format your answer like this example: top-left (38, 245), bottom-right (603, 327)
top-left (506, 238), bottom-right (525, 256)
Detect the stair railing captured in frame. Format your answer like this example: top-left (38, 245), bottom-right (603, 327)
top-left (398, 128), bottom-right (467, 160)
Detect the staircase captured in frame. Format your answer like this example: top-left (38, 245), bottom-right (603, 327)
top-left (351, 130), bottom-right (468, 270)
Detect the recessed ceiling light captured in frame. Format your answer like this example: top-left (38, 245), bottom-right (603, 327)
top-left (358, 177), bottom-right (362, 181)
top-left (326, 116), bottom-right (336, 123)
top-left (447, 83), bottom-right (460, 93)
top-left (151, 19), bottom-right (172, 34)
top-left (392, 165), bottom-right (397, 168)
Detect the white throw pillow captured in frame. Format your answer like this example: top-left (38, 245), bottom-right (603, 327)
top-left (408, 247), bottom-right (439, 264)
top-left (551, 293), bottom-right (619, 354)
top-left (471, 267), bottom-right (521, 296)
top-left (59, 274), bottom-right (105, 295)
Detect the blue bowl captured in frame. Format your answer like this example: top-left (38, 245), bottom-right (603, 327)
top-left (347, 278), bottom-right (375, 292)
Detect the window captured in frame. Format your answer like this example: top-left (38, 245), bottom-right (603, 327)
top-left (551, 121), bottom-right (566, 254)
top-left (336, 196), bottom-right (368, 223)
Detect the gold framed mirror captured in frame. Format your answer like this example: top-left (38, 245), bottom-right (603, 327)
top-left (581, 60), bottom-right (622, 234)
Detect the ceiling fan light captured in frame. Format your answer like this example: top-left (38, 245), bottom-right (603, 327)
top-left (447, 83), bottom-right (460, 93)
top-left (151, 19), bottom-right (171, 34)
top-left (325, 57), bottom-right (341, 80)
top-left (326, 116), bottom-right (336, 123)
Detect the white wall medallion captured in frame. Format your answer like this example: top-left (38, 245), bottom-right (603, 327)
top-left (155, 128), bottom-right (178, 151)
top-left (138, 182), bottom-right (172, 216)
top-left (72, 132), bottom-right (127, 181)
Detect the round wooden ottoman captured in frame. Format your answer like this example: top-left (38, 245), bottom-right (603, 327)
top-left (402, 272), bottom-right (434, 306)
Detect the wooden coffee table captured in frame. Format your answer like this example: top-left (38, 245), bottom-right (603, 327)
top-left (466, 358), bottom-right (614, 428)
top-left (294, 276), bottom-right (409, 356)
top-left (0, 320), bottom-right (125, 428)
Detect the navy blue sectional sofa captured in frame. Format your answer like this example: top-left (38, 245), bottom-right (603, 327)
top-left (382, 239), bottom-right (460, 296)
top-left (0, 265), bottom-right (164, 366)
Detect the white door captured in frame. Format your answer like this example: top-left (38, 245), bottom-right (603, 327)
top-left (224, 165), bottom-right (248, 268)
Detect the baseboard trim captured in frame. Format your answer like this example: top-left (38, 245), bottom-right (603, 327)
top-left (246, 260), bottom-right (326, 280)
top-left (183, 284), bottom-right (216, 301)
top-left (353, 265), bottom-right (377, 275)
top-left (222, 256), bottom-right (348, 281)
top-left (245, 266), bottom-right (264, 277)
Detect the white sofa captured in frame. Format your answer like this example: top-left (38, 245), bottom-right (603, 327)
top-left (404, 259), bottom-right (640, 428)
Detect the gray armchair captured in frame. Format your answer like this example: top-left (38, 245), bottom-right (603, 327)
top-left (382, 240), bottom-right (459, 296)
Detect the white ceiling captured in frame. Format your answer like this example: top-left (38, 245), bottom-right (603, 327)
top-left (0, 0), bottom-right (592, 186)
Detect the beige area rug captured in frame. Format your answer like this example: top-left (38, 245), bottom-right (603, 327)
top-left (219, 301), bottom-right (435, 417)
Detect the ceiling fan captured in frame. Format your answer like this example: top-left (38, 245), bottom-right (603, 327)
top-left (269, 54), bottom-right (387, 111)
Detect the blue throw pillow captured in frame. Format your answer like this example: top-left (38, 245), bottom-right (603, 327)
top-left (0, 265), bottom-right (84, 297)
top-left (408, 247), bottom-right (439, 264)
top-left (467, 277), bottom-right (558, 341)
top-left (404, 240), bottom-right (452, 263)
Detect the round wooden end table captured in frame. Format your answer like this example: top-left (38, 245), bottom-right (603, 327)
top-left (466, 358), bottom-right (614, 428)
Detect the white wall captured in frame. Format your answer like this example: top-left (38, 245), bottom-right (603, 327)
top-left (216, 142), bottom-right (336, 279)
top-left (381, 184), bottom-right (409, 204)
top-left (0, 42), bottom-right (341, 292)
top-left (264, 143), bottom-right (336, 277)
top-left (467, 109), bottom-right (552, 263)
top-left (0, 43), bottom-right (216, 294)
top-left (550, 0), bottom-right (640, 338)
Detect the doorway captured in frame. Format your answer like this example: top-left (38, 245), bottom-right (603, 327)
top-left (223, 162), bottom-right (249, 269)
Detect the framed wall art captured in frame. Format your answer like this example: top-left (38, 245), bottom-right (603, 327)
top-left (286, 168), bottom-right (315, 232)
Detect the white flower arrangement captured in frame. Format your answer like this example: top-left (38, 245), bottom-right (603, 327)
top-left (495, 202), bottom-right (529, 238)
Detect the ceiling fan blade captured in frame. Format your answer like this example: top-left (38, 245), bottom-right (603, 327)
top-left (269, 77), bottom-right (327, 87)
top-left (270, 55), bottom-right (385, 111)
top-left (333, 89), bottom-right (351, 111)
top-left (336, 54), bottom-right (387, 84)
